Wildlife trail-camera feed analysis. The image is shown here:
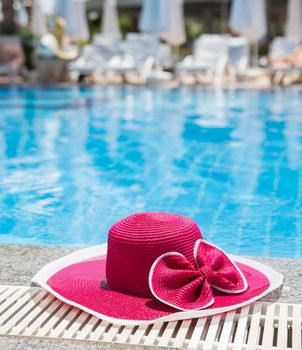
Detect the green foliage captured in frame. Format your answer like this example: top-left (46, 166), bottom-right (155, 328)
top-left (18, 26), bottom-right (35, 70)
top-left (185, 20), bottom-right (203, 42)
top-left (119, 15), bottom-right (132, 37)
top-left (89, 23), bottom-right (100, 40)
top-left (90, 13), bottom-right (133, 38)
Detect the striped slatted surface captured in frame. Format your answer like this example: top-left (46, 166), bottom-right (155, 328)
top-left (0, 285), bottom-right (301, 349)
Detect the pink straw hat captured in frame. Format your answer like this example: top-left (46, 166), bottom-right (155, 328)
top-left (33, 212), bottom-right (283, 325)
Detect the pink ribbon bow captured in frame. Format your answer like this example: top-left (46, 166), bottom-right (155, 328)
top-left (149, 240), bottom-right (248, 311)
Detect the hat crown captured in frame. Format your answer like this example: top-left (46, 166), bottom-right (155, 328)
top-left (106, 212), bottom-right (202, 297)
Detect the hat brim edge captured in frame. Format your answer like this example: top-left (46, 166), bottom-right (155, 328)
top-left (32, 244), bottom-right (284, 326)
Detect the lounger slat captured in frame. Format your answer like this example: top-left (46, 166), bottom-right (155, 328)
top-left (142, 322), bottom-right (163, 346)
top-left (75, 315), bottom-right (99, 340)
top-left (216, 310), bottom-right (236, 350)
top-left (0, 289), bottom-right (45, 334)
top-left (157, 321), bottom-right (177, 347)
top-left (10, 294), bottom-right (55, 336)
top-left (0, 286), bottom-right (25, 300)
top-left (187, 317), bottom-right (207, 350)
top-left (61, 311), bottom-right (90, 338)
top-left (129, 324), bottom-right (148, 344)
top-left (102, 324), bottom-right (121, 342)
top-left (88, 320), bottom-right (109, 341)
top-left (48, 307), bottom-right (80, 337)
top-left (0, 286), bottom-right (12, 298)
top-left (37, 303), bottom-right (81, 337)
top-left (0, 285), bottom-right (9, 292)
top-left (115, 325), bottom-right (133, 344)
top-left (232, 305), bottom-right (250, 348)
top-left (22, 296), bottom-right (61, 336)
top-left (276, 303), bottom-right (288, 349)
top-left (0, 290), bottom-right (33, 326)
top-left (246, 302), bottom-right (262, 350)
top-left (292, 305), bottom-right (302, 350)
top-left (261, 303), bottom-right (276, 350)
top-left (202, 314), bottom-right (222, 350)
top-left (172, 319), bottom-right (192, 348)
top-left (0, 288), bottom-right (29, 315)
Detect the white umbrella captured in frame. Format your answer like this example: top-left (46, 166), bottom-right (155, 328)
top-left (229, 0), bottom-right (267, 43)
top-left (40, 0), bottom-right (56, 15)
top-left (73, 0), bottom-right (89, 41)
top-left (229, 0), bottom-right (267, 66)
top-left (286, 0), bottom-right (302, 38)
top-left (101, 0), bottom-right (121, 38)
top-left (54, 0), bottom-right (89, 41)
top-left (32, 0), bottom-right (47, 37)
top-left (139, 0), bottom-right (170, 33)
top-left (161, 0), bottom-right (186, 46)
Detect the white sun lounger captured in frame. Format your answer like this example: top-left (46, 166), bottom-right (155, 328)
top-left (156, 43), bottom-right (174, 70)
top-left (268, 36), bottom-right (301, 85)
top-left (68, 34), bottom-right (122, 82)
top-left (92, 34), bottom-right (122, 61)
top-left (68, 45), bottom-right (108, 81)
top-left (107, 33), bottom-right (160, 83)
top-left (0, 284), bottom-right (300, 349)
top-left (227, 36), bottom-right (249, 81)
top-left (176, 35), bottom-right (228, 85)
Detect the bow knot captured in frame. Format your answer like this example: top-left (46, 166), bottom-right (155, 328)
top-left (198, 265), bottom-right (213, 283)
top-left (149, 240), bottom-right (248, 311)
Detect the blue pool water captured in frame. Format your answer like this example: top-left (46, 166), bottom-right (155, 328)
top-left (0, 86), bottom-right (301, 258)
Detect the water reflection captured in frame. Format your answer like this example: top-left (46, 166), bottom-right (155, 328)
top-left (0, 87), bottom-right (301, 257)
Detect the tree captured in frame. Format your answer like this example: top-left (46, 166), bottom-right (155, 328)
top-left (1, 0), bottom-right (16, 34)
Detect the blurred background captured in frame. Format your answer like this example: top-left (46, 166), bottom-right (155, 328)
top-left (0, 0), bottom-right (301, 85)
top-left (0, 0), bottom-right (291, 61)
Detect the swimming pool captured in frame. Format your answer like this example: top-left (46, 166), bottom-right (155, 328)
top-left (0, 86), bottom-right (301, 258)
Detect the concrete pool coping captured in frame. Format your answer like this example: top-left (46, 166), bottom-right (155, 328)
top-left (0, 244), bottom-right (301, 350)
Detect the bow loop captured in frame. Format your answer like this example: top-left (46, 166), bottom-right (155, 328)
top-left (149, 240), bottom-right (248, 311)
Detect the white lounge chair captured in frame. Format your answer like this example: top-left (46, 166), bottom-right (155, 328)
top-left (68, 45), bottom-right (108, 82)
top-left (156, 43), bottom-right (174, 70)
top-left (227, 36), bottom-right (249, 80)
top-left (176, 34), bottom-right (228, 85)
top-left (268, 36), bottom-right (301, 85)
top-left (107, 33), bottom-right (159, 84)
top-left (68, 34), bottom-right (121, 82)
top-left (92, 34), bottom-right (122, 61)
top-left (144, 67), bottom-right (174, 86)
top-left (107, 54), bottom-right (156, 84)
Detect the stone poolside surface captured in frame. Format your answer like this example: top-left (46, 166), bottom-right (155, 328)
top-left (0, 244), bottom-right (301, 350)
top-left (0, 73), bottom-right (290, 89)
